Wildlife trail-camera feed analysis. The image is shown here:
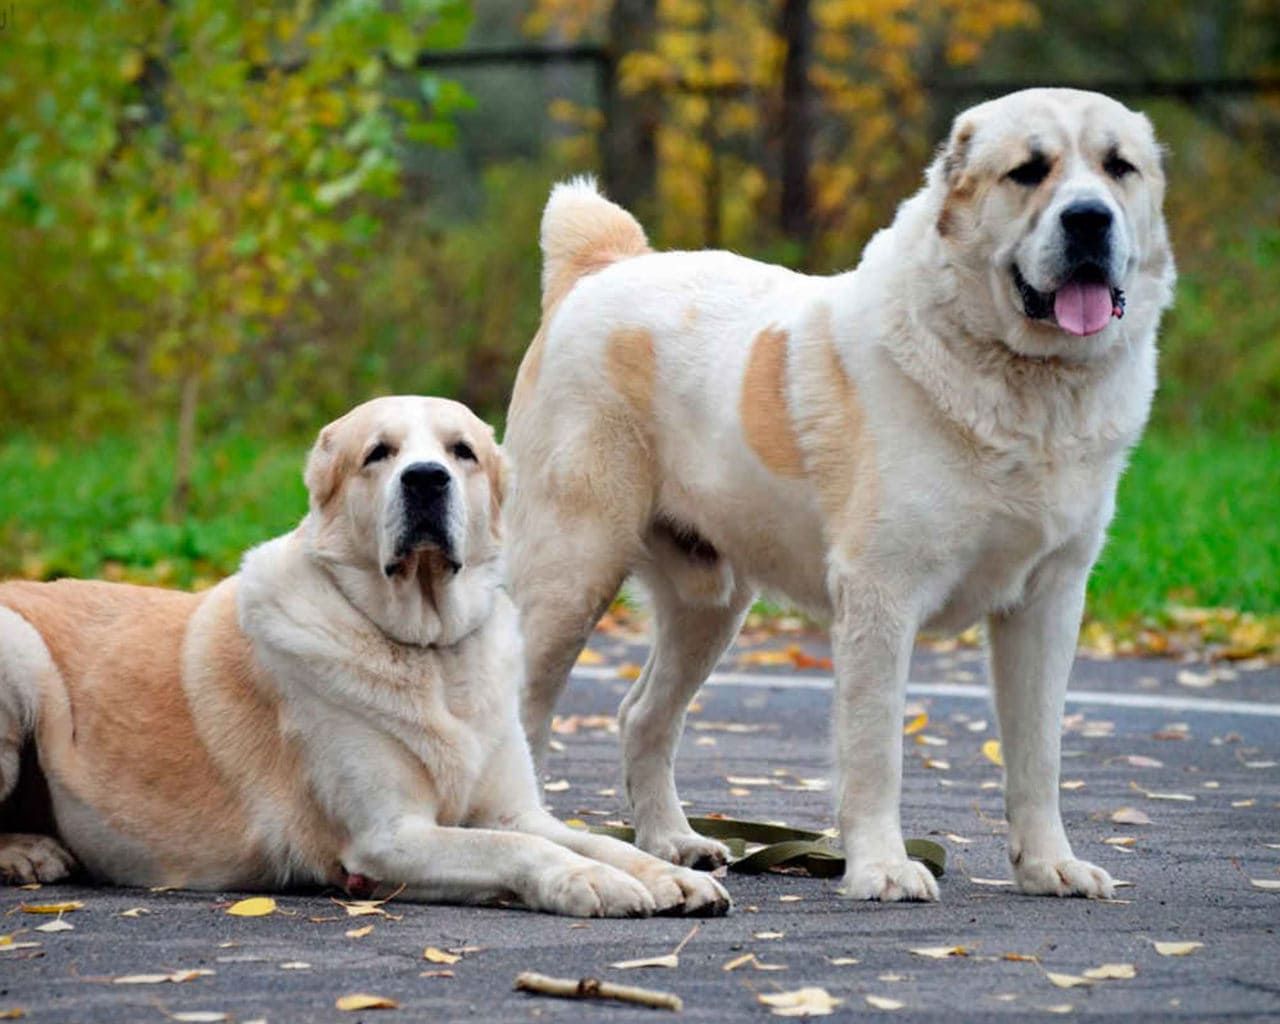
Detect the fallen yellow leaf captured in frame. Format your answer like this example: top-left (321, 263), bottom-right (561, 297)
top-left (172, 1013), bottom-right (228, 1022)
top-left (347, 924), bottom-right (375, 938)
top-left (1110, 807), bottom-right (1152, 826)
top-left (910, 945), bottom-right (968, 959)
top-left (1153, 941), bottom-right (1203, 956)
top-left (114, 969), bottom-right (214, 985)
top-left (865, 994), bottom-right (905, 1010)
top-left (543, 779), bottom-right (571, 793)
top-left (336, 993), bottom-right (399, 1011)
top-left (758, 987), bottom-right (844, 1016)
top-left (723, 953), bottom-right (787, 972)
top-left (120, 908), bottom-right (150, 918)
top-left (1046, 972), bottom-right (1092, 989)
top-left (1084, 963), bottom-right (1136, 980)
top-left (827, 956), bottom-right (860, 965)
top-left (617, 663), bottom-right (642, 680)
top-left (1003, 952), bottom-right (1039, 962)
top-left (0, 1010), bottom-right (24, 1020)
top-left (1250, 879), bottom-right (1280, 892)
top-left (981, 739), bottom-right (1003, 767)
top-left (226, 897), bottom-right (276, 917)
top-left (424, 947), bottom-right (462, 965)
top-left (903, 712), bottom-right (928, 736)
top-left (575, 648), bottom-right (604, 665)
top-left (34, 919), bottom-right (73, 934)
top-left (754, 931), bottom-right (785, 940)
top-left (612, 953), bottom-right (679, 970)
top-left (19, 902), bottom-right (83, 915)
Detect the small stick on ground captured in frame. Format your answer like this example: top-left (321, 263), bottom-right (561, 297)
top-left (514, 971), bottom-right (683, 1012)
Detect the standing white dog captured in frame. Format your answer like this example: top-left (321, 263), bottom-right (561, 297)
top-left (504, 89), bottom-right (1175, 901)
top-left (0, 396), bottom-right (729, 917)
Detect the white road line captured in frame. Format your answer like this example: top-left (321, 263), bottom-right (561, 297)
top-left (571, 666), bottom-right (1280, 718)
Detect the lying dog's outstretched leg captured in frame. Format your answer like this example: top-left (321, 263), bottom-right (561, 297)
top-left (0, 607), bottom-right (77, 886)
top-left (830, 576), bottom-right (940, 902)
top-left (512, 808), bottom-right (731, 917)
top-left (343, 817), bottom-right (657, 918)
top-left (989, 546), bottom-right (1114, 898)
top-left (618, 571), bottom-right (753, 869)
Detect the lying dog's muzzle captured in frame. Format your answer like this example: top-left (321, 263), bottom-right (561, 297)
top-left (384, 462), bottom-right (460, 576)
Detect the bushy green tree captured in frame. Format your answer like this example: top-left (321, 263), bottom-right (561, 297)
top-left (0, 0), bottom-right (470, 513)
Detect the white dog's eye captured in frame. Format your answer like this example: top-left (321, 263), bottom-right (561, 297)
top-left (450, 440), bottom-right (477, 463)
top-left (362, 442), bottom-right (394, 467)
top-left (1006, 155), bottom-right (1050, 186)
top-left (1104, 152), bottom-right (1137, 180)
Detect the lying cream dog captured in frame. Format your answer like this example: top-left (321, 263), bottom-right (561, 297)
top-left (0, 396), bottom-right (728, 917)
top-left (505, 88), bottom-right (1175, 901)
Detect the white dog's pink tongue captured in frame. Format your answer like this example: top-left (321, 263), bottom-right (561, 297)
top-left (1054, 281), bottom-right (1114, 336)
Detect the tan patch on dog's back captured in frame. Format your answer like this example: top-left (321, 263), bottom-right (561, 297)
top-left (741, 327), bottom-right (805, 478)
top-left (605, 327), bottom-right (656, 419)
top-left (792, 310), bottom-right (879, 558)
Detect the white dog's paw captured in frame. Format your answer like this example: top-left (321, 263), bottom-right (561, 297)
top-left (538, 861), bottom-right (657, 918)
top-left (629, 859), bottom-right (732, 917)
top-left (637, 830), bottom-right (730, 870)
top-left (0, 834), bottom-right (76, 885)
top-left (839, 858), bottom-right (940, 902)
top-left (1014, 855), bottom-right (1114, 899)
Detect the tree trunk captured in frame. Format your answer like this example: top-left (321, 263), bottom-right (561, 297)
top-left (779, 0), bottom-right (813, 250)
top-left (170, 370), bottom-right (199, 521)
top-left (602, 0), bottom-right (658, 215)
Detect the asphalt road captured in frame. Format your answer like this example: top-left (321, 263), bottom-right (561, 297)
top-left (2, 640), bottom-right (1277, 1023)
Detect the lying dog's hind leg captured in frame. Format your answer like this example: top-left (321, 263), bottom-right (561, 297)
top-left (619, 568), bottom-right (754, 869)
top-left (0, 606), bottom-right (76, 885)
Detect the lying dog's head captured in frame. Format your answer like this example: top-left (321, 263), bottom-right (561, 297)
top-left (929, 88), bottom-right (1174, 360)
top-left (302, 395), bottom-right (508, 644)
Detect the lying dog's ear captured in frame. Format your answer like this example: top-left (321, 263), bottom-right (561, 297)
top-left (487, 437), bottom-right (510, 537)
top-left (933, 119), bottom-right (977, 238)
top-left (304, 425), bottom-right (348, 510)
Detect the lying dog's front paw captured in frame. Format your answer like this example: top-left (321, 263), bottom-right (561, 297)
top-left (630, 861), bottom-right (731, 917)
top-left (637, 829), bottom-right (730, 871)
top-left (0, 834), bottom-right (76, 886)
top-left (839, 858), bottom-right (939, 902)
top-left (539, 862), bottom-right (657, 918)
top-left (1014, 855), bottom-right (1114, 898)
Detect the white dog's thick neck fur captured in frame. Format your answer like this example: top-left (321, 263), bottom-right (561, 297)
top-left (506, 89), bottom-right (1175, 900)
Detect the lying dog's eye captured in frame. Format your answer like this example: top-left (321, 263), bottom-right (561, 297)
top-left (450, 441), bottom-right (477, 463)
top-left (362, 442), bottom-right (393, 467)
top-left (1104, 153), bottom-right (1136, 180)
top-left (1007, 156), bottom-right (1050, 186)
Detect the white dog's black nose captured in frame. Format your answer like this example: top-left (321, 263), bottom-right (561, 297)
top-left (1060, 200), bottom-right (1112, 247)
top-left (401, 461), bottom-right (451, 496)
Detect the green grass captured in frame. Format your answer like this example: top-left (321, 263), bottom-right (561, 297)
top-left (1, 427), bottom-right (1276, 619)
top-left (1088, 429), bottom-right (1280, 620)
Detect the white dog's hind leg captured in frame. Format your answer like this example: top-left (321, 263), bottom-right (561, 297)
top-left (988, 553), bottom-right (1114, 899)
top-left (508, 518), bottom-right (631, 774)
top-left (0, 606), bottom-right (76, 885)
top-left (618, 571), bottom-right (753, 869)
top-left (830, 579), bottom-right (939, 902)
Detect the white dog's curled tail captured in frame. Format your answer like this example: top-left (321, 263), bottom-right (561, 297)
top-left (539, 177), bottom-right (650, 314)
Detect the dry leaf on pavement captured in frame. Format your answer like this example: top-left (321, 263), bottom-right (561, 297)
top-left (758, 987), bottom-right (844, 1016)
top-left (1153, 941), bottom-right (1203, 956)
top-left (865, 995), bottom-right (905, 1010)
top-left (336, 993), bottom-right (399, 1011)
top-left (225, 897), bottom-right (276, 917)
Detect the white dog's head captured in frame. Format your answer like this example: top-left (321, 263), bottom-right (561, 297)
top-left (929, 88), bottom-right (1174, 360)
top-left (302, 395), bottom-right (508, 645)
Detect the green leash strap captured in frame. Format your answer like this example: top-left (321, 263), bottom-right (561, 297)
top-left (585, 815), bottom-right (945, 880)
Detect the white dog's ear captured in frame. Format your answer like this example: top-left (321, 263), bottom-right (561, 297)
top-left (304, 425), bottom-right (349, 510)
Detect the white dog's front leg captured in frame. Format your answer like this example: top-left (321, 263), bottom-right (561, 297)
top-left (988, 552), bottom-right (1114, 899)
top-left (830, 578), bottom-right (938, 902)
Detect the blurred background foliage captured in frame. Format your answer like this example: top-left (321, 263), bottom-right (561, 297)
top-left (0, 0), bottom-right (1277, 627)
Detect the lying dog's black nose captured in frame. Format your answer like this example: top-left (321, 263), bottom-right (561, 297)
top-left (401, 461), bottom-right (450, 497)
top-left (1060, 200), bottom-right (1112, 247)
